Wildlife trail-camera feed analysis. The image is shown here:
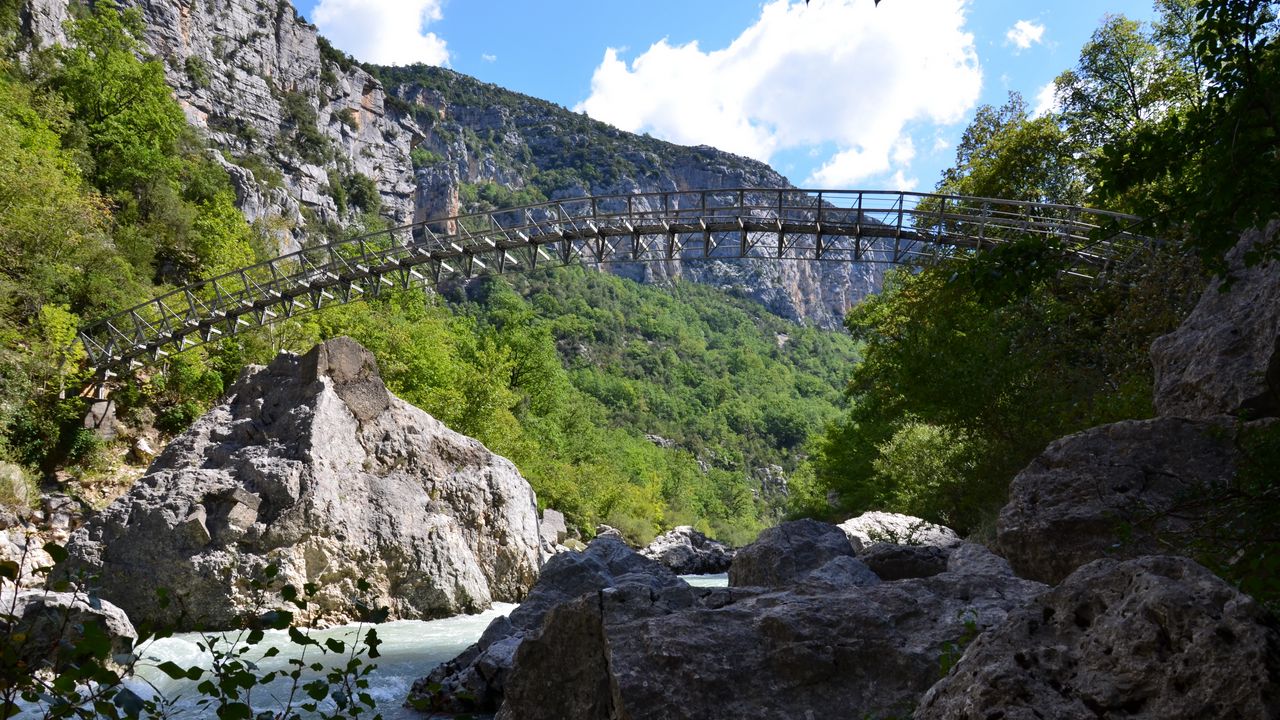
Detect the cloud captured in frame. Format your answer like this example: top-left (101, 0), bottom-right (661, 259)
top-left (1005, 20), bottom-right (1045, 51)
top-left (578, 0), bottom-right (981, 188)
top-left (312, 0), bottom-right (449, 66)
top-left (1032, 80), bottom-right (1058, 117)
top-left (482, 53), bottom-right (497, 63)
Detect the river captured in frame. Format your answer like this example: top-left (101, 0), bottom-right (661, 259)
top-left (117, 574), bottom-right (728, 717)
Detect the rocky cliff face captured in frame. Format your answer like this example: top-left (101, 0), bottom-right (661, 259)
top-left (62, 337), bottom-right (542, 630)
top-left (20, 0), bottom-right (883, 327)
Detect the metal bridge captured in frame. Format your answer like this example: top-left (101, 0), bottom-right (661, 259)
top-left (78, 188), bottom-right (1156, 375)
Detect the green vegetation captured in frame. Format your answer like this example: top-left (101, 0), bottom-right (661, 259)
top-left (187, 268), bottom-right (854, 545)
top-left (805, 0), bottom-right (1279, 611)
top-left (0, 2), bottom-right (262, 479)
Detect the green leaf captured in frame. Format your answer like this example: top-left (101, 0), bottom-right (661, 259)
top-left (42, 542), bottom-right (68, 564)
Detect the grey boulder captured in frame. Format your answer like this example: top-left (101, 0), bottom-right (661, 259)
top-left (1, 589), bottom-right (136, 668)
top-left (496, 553), bottom-right (1045, 720)
top-left (917, 555), bottom-right (1280, 719)
top-left (728, 518), bottom-right (854, 588)
top-left (998, 416), bottom-right (1239, 584)
top-left (1151, 221), bottom-right (1280, 420)
top-left (64, 337), bottom-right (541, 629)
top-left (838, 510), bottom-right (961, 552)
top-left (640, 525), bottom-right (734, 574)
top-left (410, 536), bottom-right (683, 714)
top-left (859, 542), bottom-right (951, 580)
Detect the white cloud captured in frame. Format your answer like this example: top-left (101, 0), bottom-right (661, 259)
top-left (312, 0), bottom-right (449, 66)
top-left (578, 0), bottom-right (982, 187)
top-left (482, 53), bottom-right (497, 63)
top-left (1005, 20), bottom-right (1045, 51)
top-left (1032, 80), bottom-right (1059, 117)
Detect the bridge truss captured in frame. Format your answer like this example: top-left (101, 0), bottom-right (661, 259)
top-left (78, 188), bottom-right (1156, 375)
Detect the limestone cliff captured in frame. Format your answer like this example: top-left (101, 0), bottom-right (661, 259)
top-left (20, 0), bottom-right (884, 327)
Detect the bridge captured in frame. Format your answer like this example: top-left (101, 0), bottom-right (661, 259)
top-left (78, 188), bottom-right (1156, 374)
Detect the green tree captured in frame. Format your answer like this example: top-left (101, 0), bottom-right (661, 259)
top-left (50, 1), bottom-right (186, 195)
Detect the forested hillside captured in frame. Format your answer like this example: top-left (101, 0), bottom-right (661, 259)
top-left (0, 1), bottom-right (860, 545)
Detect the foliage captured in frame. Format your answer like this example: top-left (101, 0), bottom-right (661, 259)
top-left (0, 2), bottom-right (262, 475)
top-left (935, 92), bottom-right (1084, 205)
top-left (408, 146), bottom-right (441, 169)
top-left (810, 249), bottom-right (1202, 533)
top-left (1095, 0), bottom-right (1280, 269)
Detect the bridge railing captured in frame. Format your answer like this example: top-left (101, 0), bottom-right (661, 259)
top-left (78, 188), bottom-right (1157, 373)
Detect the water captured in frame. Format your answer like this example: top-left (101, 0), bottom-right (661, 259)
top-left (679, 572), bottom-right (728, 587)
top-left (88, 574), bottom-right (730, 717)
top-left (121, 603), bottom-right (516, 719)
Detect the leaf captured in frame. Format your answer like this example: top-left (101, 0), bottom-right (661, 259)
top-left (0, 561), bottom-right (17, 581)
top-left (42, 543), bottom-right (68, 564)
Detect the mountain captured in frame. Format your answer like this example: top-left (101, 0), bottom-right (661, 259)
top-left (22, 0), bottom-right (884, 328)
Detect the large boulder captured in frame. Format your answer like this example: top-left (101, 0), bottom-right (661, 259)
top-left (64, 337), bottom-right (541, 629)
top-left (728, 519), bottom-right (854, 588)
top-left (838, 510), bottom-right (960, 552)
top-left (1, 589), bottom-right (136, 668)
top-left (859, 543), bottom-right (950, 580)
top-left (998, 416), bottom-right (1240, 584)
top-left (1151, 221), bottom-right (1280, 420)
top-left (410, 536), bottom-right (685, 715)
top-left (917, 556), bottom-right (1280, 719)
top-left (496, 552), bottom-right (1045, 720)
top-left (640, 525), bottom-right (734, 574)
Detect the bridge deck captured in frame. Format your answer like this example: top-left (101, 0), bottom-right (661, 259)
top-left (78, 188), bottom-right (1156, 374)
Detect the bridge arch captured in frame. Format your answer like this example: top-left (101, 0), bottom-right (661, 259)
top-left (78, 188), bottom-right (1156, 375)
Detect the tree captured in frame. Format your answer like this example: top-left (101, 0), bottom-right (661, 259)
top-left (936, 93), bottom-right (1084, 204)
top-left (50, 1), bottom-right (186, 195)
top-left (1096, 0), bottom-right (1280, 268)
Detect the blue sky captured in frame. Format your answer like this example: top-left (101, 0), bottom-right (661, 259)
top-left (292, 0), bottom-right (1159, 191)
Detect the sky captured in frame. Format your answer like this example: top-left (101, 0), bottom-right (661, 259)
top-left (291, 0), bottom-right (1160, 192)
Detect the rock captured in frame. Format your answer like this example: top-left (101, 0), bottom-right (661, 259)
top-left (860, 543), bottom-right (950, 580)
top-left (1, 589), bottom-right (136, 668)
top-left (793, 555), bottom-right (881, 593)
top-left (640, 526), bottom-right (735, 574)
top-left (64, 338), bottom-right (541, 630)
top-left (128, 437), bottom-right (157, 465)
top-left (594, 524), bottom-right (623, 540)
top-left (838, 510), bottom-right (961, 553)
top-left (410, 536), bottom-right (683, 714)
top-left (728, 519), bottom-right (854, 588)
top-left (1152, 221), bottom-right (1280, 420)
top-left (497, 561), bottom-right (1046, 720)
top-left (0, 526), bottom-right (55, 588)
top-left (916, 556), bottom-right (1280, 719)
top-left (998, 416), bottom-right (1240, 584)
top-left (946, 542), bottom-right (1015, 577)
top-left (537, 508), bottom-right (567, 551)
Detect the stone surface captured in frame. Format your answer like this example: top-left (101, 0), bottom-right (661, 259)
top-left (411, 536), bottom-right (683, 714)
top-left (0, 525), bottom-right (54, 589)
top-left (917, 556), bottom-right (1280, 720)
top-left (728, 519), bottom-right (854, 588)
top-left (998, 416), bottom-right (1240, 584)
top-left (1, 589), bottom-right (137, 668)
top-left (64, 338), bottom-right (541, 629)
top-left (1152, 221), bottom-right (1280, 420)
top-left (640, 525), bottom-right (735, 575)
top-left (838, 510), bottom-right (961, 553)
top-left (497, 559), bottom-right (1045, 720)
top-left (860, 543), bottom-right (950, 580)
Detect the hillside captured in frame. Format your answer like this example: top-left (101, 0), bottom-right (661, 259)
top-left (0, 0), bottom-right (866, 544)
top-left (22, 0), bottom-right (885, 328)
